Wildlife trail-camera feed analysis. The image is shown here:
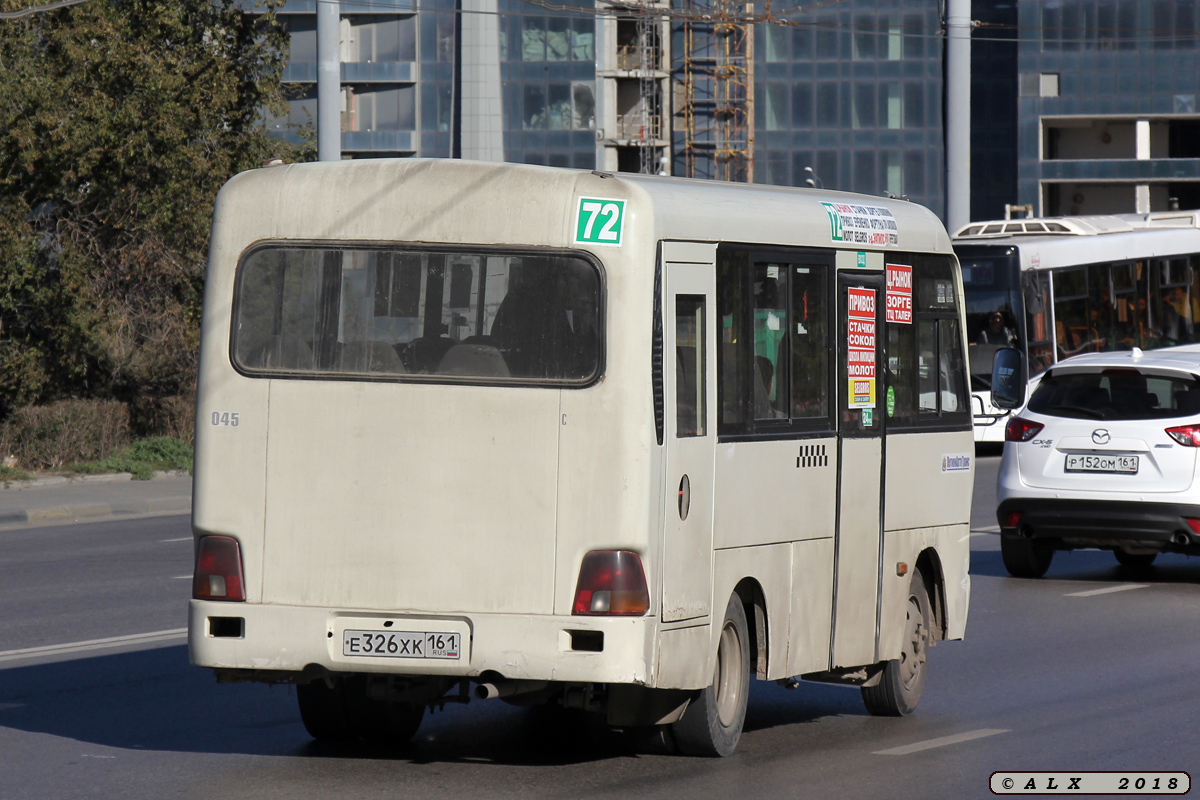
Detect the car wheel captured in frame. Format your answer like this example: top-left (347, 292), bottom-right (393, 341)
top-left (1114, 550), bottom-right (1157, 568)
top-left (862, 567), bottom-right (931, 717)
top-left (1001, 534), bottom-right (1054, 578)
top-left (671, 595), bottom-right (750, 757)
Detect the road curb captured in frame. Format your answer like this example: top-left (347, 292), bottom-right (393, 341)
top-left (0, 496), bottom-right (192, 531)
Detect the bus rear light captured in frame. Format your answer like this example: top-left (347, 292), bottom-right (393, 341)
top-left (193, 535), bottom-right (246, 602)
top-left (1165, 425), bottom-right (1200, 447)
top-left (1005, 417), bottom-right (1044, 442)
top-left (572, 550), bottom-right (649, 616)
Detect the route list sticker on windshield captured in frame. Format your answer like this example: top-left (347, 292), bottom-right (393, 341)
top-left (847, 287), bottom-right (876, 409)
top-left (822, 202), bottom-right (899, 247)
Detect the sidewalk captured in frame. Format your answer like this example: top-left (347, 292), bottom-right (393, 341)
top-left (0, 472), bottom-right (192, 531)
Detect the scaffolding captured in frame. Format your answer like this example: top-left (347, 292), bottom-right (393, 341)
top-left (680, 0), bottom-right (754, 182)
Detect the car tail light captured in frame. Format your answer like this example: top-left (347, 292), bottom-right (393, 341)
top-left (1003, 512), bottom-right (1022, 529)
top-left (193, 535), bottom-right (246, 602)
top-left (1165, 425), bottom-right (1200, 447)
top-left (1005, 417), bottom-right (1044, 442)
top-left (1187, 518), bottom-right (1200, 534)
top-left (572, 550), bottom-right (649, 616)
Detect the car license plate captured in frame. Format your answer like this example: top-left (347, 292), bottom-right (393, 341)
top-left (1064, 454), bottom-right (1139, 474)
top-left (342, 630), bottom-right (461, 660)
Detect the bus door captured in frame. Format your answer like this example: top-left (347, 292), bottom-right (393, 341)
top-left (832, 272), bottom-right (885, 667)
top-left (660, 243), bottom-right (718, 623)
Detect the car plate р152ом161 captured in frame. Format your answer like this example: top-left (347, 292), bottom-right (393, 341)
top-left (1064, 454), bottom-right (1139, 474)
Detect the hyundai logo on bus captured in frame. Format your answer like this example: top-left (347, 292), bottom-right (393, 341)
top-left (885, 263), bottom-right (913, 324)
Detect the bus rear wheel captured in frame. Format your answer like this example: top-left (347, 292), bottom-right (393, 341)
top-left (672, 595), bottom-right (750, 757)
top-left (298, 675), bottom-right (425, 744)
top-left (862, 568), bottom-right (930, 717)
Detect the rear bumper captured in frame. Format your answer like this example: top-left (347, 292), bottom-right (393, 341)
top-left (997, 498), bottom-right (1200, 548)
top-left (188, 600), bottom-right (662, 687)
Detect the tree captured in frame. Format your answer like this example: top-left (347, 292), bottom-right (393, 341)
top-left (0, 0), bottom-right (308, 415)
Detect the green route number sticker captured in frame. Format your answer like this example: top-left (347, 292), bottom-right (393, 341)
top-left (886, 385), bottom-right (896, 417)
top-left (575, 197), bottom-right (625, 246)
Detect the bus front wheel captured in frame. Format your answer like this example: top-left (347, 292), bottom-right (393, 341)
top-left (862, 568), bottom-right (930, 717)
top-left (672, 595), bottom-right (750, 757)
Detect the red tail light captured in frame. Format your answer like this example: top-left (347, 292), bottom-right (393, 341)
top-left (1165, 425), bottom-right (1200, 447)
top-left (1003, 512), bottom-right (1022, 529)
top-left (193, 535), bottom-right (246, 602)
top-left (1186, 518), bottom-right (1200, 534)
top-left (572, 550), bottom-right (649, 616)
top-left (1005, 417), bottom-right (1044, 442)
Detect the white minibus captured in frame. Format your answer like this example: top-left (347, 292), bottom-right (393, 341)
top-left (189, 159), bottom-right (972, 756)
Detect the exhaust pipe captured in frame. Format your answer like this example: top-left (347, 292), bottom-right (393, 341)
top-left (1175, 532), bottom-right (1190, 546)
top-left (474, 679), bottom-right (549, 700)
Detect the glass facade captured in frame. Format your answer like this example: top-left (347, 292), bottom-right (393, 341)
top-left (497, 0), bottom-right (597, 168)
top-left (731, 1), bottom-right (946, 214)
top-left (1015, 0), bottom-right (1200, 214)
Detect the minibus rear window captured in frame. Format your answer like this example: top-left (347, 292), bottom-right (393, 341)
top-left (232, 246), bottom-right (602, 384)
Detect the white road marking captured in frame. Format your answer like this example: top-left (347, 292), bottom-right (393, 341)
top-left (972, 525), bottom-right (1000, 534)
top-left (1066, 584), bottom-right (1150, 597)
top-left (0, 629), bottom-right (187, 664)
top-left (159, 536), bottom-right (192, 543)
top-left (172, 575), bottom-right (192, 580)
top-left (873, 728), bottom-right (1009, 755)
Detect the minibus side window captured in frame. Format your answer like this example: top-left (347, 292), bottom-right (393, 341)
top-left (232, 245), bottom-right (602, 385)
top-left (885, 254), bottom-right (969, 428)
top-left (676, 295), bottom-right (706, 437)
top-left (716, 245), bottom-right (832, 439)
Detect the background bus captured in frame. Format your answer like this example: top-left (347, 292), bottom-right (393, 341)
top-left (953, 212), bottom-right (1200, 441)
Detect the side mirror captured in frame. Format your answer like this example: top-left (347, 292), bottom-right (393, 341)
top-left (991, 347), bottom-right (1026, 409)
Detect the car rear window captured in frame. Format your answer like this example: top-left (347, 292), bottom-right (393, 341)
top-left (1028, 368), bottom-right (1200, 420)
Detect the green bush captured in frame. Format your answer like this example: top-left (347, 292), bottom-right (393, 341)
top-left (70, 436), bottom-right (193, 480)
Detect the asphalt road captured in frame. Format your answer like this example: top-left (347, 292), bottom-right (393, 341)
top-left (2, 458), bottom-right (1199, 799)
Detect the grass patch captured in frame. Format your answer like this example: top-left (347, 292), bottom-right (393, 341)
top-left (0, 465), bottom-right (31, 483)
top-left (68, 436), bottom-right (193, 481)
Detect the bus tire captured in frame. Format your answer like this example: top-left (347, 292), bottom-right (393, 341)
top-left (671, 595), bottom-right (750, 757)
top-left (862, 568), bottom-right (930, 717)
top-left (297, 678), bottom-right (353, 742)
top-left (1001, 534), bottom-right (1054, 578)
top-left (342, 675), bottom-right (425, 744)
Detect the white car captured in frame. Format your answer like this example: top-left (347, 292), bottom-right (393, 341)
top-left (996, 345), bottom-right (1200, 577)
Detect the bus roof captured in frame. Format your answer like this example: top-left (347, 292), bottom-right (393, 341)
top-left (213, 158), bottom-right (953, 258)
top-left (951, 211), bottom-right (1200, 270)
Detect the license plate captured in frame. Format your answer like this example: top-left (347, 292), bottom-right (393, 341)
top-left (342, 630), bottom-right (461, 660)
top-left (1065, 454), bottom-right (1139, 474)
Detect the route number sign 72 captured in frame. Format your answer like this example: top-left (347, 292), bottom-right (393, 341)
top-left (575, 197), bottom-right (626, 246)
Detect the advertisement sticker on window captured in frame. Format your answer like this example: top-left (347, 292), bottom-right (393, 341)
top-left (885, 263), bottom-right (912, 324)
top-left (847, 287), bottom-right (876, 409)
